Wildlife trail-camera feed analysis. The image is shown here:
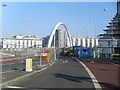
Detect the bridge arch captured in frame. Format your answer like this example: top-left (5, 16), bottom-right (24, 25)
top-left (47, 22), bottom-right (72, 48)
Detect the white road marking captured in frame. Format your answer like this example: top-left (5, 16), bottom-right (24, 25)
top-left (49, 62), bottom-right (55, 66)
top-left (37, 62), bottom-right (55, 72)
top-left (42, 64), bottom-right (46, 66)
top-left (76, 58), bottom-right (102, 90)
top-left (2, 77), bottom-right (6, 80)
top-left (7, 86), bottom-right (25, 89)
top-left (0, 70), bottom-right (16, 74)
top-left (62, 60), bottom-right (68, 63)
top-left (65, 60), bottom-right (68, 63)
top-left (62, 61), bottom-right (65, 63)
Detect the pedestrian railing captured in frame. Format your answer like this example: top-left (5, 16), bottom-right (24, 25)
top-left (1, 47), bottom-right (59, 73)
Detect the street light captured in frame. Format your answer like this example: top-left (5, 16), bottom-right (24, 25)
top-left (2, 4), bottom-right (7, 7)
top-left (103, 8), bottom-right (114, 59)
top-left (54, 34), bottom-right (56, 61)
top-left (90, 20), bottom-right (96, 38)
top-left (90, 20), bottom-right (97, 48)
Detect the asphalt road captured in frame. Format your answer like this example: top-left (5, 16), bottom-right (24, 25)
top-left (4, 57), bottom-right (97, 89)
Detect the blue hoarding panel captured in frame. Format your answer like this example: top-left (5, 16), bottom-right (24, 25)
top-left (73, 46), bottom-right (92, 58)
top-left (73, 46), bottom-right (81, 57)
top-left (79, 47), bottom-right (92, 58)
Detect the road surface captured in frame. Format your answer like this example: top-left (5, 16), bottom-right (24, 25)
top-left (3, 57), bottom-right (100, 89)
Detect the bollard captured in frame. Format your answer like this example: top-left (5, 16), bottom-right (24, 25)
top-left (26, 59), bottom-right (32, 72)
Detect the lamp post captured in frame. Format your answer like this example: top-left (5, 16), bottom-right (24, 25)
top-left (1, 4), bottom-right (7, 50)
top-left (2, 4), bottom-right (7, 6)
top-left (103, 8), bottom-right (113, 59)
top-left (90, 20), bottom-right (96, 38)
top-left (90, 20), bottom-right (97, 48)
top-left (54, 34), bottom-right (56, 61)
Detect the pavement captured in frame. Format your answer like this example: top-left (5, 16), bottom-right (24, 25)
top-left (79, 58), bottom-right (120, 90)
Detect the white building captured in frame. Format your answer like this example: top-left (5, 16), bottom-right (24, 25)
top-left (2, 35), bottom-right (42, 50)
top-left (58, 29), bottom-right (66, 47)
top-left (76, 37), bottom-right (81, 46)
top-left (42, 35), bottom-right (50, 47)
top-left (98, 1), bottom-right (120, 58)
top-left (66, 37), bottom-right (71, 47)
top-left (95, 38), bottom-right (99, 46)
top-left (86, 37), bottom-right (90, 47)
top-left (42, 33), bottom-right (98, 48)
top-left (98, 38), bottom-right (120, 58)
top-left (55, 29), bottom-right (66, 48)
top-left (81, 38), bottom-right (86, 47)
top-left (91, 38), bottom-right (95, 48)
top-left (70, 37), bottom-right (98, 48)
top-left (72, 37), bottom-right (76, 46)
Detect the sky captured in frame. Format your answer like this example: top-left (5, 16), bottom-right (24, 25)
top-left (2, 1), bottom-right (117, 38)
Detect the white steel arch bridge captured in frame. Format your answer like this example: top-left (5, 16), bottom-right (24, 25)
top-left (47, 22), bottom-right (72, 48)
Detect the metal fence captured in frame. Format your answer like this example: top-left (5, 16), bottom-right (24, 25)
top-left (1, 47), bottom-right (60, 73)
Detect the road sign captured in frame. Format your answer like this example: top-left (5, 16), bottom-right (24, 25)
top-left (41, 49), bottom-right (47, 53)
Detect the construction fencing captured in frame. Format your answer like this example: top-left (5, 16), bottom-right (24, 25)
top-left (1, 47), bottom-right (60, 72)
